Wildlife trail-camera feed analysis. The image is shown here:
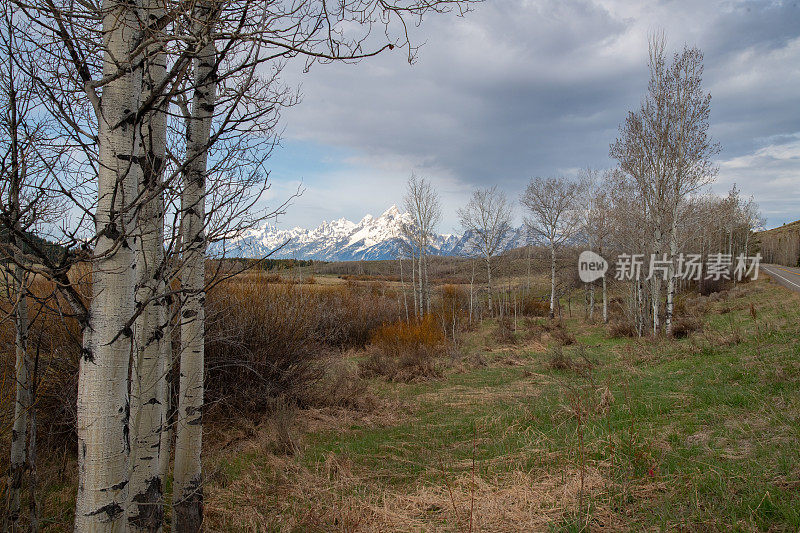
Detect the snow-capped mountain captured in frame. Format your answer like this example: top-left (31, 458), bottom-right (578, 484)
top-left (216, 205), bottom-right (525, 261)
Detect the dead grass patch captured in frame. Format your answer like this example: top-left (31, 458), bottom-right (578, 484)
top-left (204, 456), bottom-right (631, 532)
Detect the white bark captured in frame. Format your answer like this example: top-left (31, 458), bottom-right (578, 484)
top-left (665, 212), bottom-right (679, 336)
top-left (75, 0), bottom-right (142, 528)
top-left (410, 251), bottom-right (417, 318)
top-left (7, 260), bottom-right (30, 529)
top-left (486, 257), bottom-right (493, 315)
top-left (128, 13), bottom-right (168, 529)
top-left (173, 9), bottom-right (215, 530)
top-left (469, 261), bottom-right (475, 324)
top-left (549, 244), bottom-right (556, 319)
top-left (602, 275), bottom-right (608, 324)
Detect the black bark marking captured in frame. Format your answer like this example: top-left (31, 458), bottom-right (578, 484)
top-left (81, 347), bottom-right (94, 363)
top-left (86, 502), bottom-right (124, 522)
top-left (103, 223), bottom-right (121, 240)
top-left (123, 400), bottom-right (131, 453)
top-left (102, 479), bottom-right (128, 492)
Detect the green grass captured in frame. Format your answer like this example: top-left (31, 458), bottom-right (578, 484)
top-left (281, 279), bottom-right (800, 530)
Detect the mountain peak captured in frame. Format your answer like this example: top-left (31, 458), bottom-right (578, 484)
top-left (381, 204), bottom-right (401, 218)
top-left (217, 206), bottom-right (525, 261)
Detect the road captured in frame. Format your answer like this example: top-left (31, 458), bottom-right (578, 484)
top-left (761, 263), bottom-right (800, 293)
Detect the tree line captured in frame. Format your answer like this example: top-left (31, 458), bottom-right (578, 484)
top-left (397, 34), bottom-right (763, 338)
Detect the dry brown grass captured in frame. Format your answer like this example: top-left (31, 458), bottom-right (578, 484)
top-left (203, 449), bottom-right (629, 533)
top-left (206, 277), bottom-right (400, 412)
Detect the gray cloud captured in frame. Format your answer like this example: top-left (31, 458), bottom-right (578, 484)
top-left (271, 0), bottom-right (800, 231)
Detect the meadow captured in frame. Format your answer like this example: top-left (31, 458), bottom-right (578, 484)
top-left (198, 275), bottom-right (800, 531)
top-left (1, 266), bottom-right (799, 531)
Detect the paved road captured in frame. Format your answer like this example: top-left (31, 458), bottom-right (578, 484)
top-left (762, 264), bottom-right (800, 293)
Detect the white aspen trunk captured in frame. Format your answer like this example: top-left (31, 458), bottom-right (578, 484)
top-left (652, 225), bottom-right (662, 335)
top-left (549, 244), bottom-right (556, 319)
top-left (128, 17), bottom-right (168, 529)
top-left (485, 256), bottom-right (493, 316)
top-left (399, 256), bottom-right (408, 322)
top-left (602, 275), bottom-right (608, 324)
top-left (75, 1), bottom-right (142, 528)
top-left (665, 213), bottom-right (679, 336)
top-left (27, 356), bottom-right (39, 532)
top-left (5, 63), bottom-right (31, 530)
top-left (469, 261), bottom-right (475, 324)
top-left (7, 260), bottom-right (30, 529)
top-left (417, 246), bottom-right (424, 316)
top-left (411, 251), bottom-right (417, 318)
top-left (156, 327), bottom-right (173, 484)
top-left (423, 247), bottom-right (430, 314)
top-left (173, 10), bottom-right (215, 529)
top-left (636, 279), bottom-right (644, 337)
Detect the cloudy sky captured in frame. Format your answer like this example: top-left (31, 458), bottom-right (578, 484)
top-left (260, 0), bottom-right (800, 233)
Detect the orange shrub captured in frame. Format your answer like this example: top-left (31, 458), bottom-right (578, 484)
top-left (520, 296), bottom-right (550, 317)
top-left (363, 315), bottom-right (446, 382)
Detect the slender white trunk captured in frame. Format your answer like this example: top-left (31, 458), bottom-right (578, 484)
top-left (486, 256), bottom-right (493, 316)
top-left (399, 256), bottom-right (408, 322)
top-left (423, 247), bottom-right (430, 314)
top-left (665, 213), bottom-right (679, 336)
top-left (128, 17), bottom-right (168, 529)
top-left (410, 251), bottom-right (417, 318)
top-left (75, 1), bottom-right (141, 528)
top-left (173, 10), bottom-right (215, 530)
top-left (469, 261), bottom-right (475, 324)
top-left (652, 225), bottom-right (662, 334)
top-left (549, 244), bottom-right (556, 319)
top-left (417, 246), bottom-right (423, 316)
top-left (156, 321), bottom-right (173, 484)
top-left (7, 260), bottom-right (30, 529)
top-left (602, 275), bottom-right (608, 324)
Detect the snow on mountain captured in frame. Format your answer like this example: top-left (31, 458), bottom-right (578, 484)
top-left (214, 205), bottom-right (526, 261)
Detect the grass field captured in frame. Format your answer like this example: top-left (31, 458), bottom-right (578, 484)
top-left (201, 277), bottom-right (800, 532)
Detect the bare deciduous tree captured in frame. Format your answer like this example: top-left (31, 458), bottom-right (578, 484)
top-left (610, 33), bottom-right (718, 335)
top-left (580, 169), bottom-right (614, 323)
top-left (402, 175), bottom-right (441, 316)
top-left (521, 176), bottom-right (582, 319)
top-left (458, 186), bottom-right (513, 315)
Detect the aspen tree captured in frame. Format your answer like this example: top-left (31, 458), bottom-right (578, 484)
top-left (75, 0), bottom-right (143, 527)
top-left (173, 4), bottom-right (216, 529)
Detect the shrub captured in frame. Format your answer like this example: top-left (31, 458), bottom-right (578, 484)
top-left (362, 316), bottom-right (446, 382)
top-left (520, 297), bottom-right (550, 317)
top-left (205, 279), bottom-right (399, 413)
top-left (671, 316), bottom-right (703, 338)
top-left (608, 320), bottom-right (636, 338)
top-left (549, 322), bottom-right (576, 345)
top-left (547, 345), bottom-right (573, 371)
top-left (493, 317), bottom-right (517, 345)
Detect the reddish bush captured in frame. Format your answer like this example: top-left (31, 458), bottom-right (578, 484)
top-left (520, 297), bottom-right (550, 317)
top-left (608, 320), bottom-right (636, 338)
top-left (362, 315), bottom-right (446, 382)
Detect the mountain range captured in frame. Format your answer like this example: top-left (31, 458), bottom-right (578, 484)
top-left (217, 205), bottom-right (527, 261)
